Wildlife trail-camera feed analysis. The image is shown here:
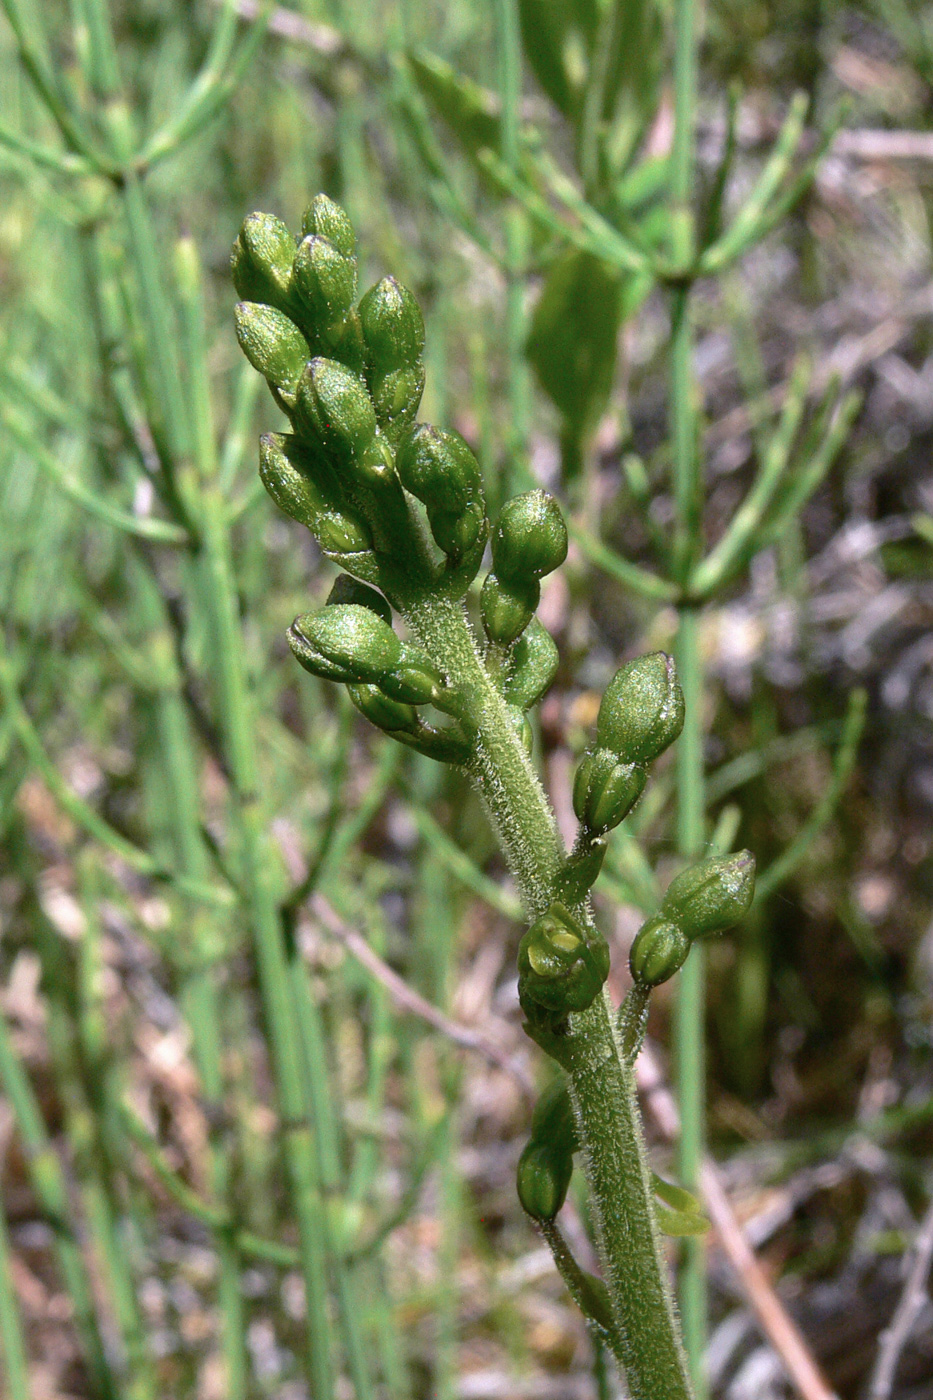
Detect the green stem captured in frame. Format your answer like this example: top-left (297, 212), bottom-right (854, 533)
top-left (175, 237), bottom-right (337, 1400)
top-left (673, 605), bottom-right (707, 1397)
top-left (494, 0), bottom-right (530, 496)
top-left (399, 589), bottom-right (691, 1398)
top-left (0, 1195), bottom-right (30, 1400)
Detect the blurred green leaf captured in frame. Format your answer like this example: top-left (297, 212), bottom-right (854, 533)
top-left (407, 49), bottom-right (501, 165)
top-left (519, 0), bottom-right (664, 179)
top-left (526, 248), bottom-right (649, 475)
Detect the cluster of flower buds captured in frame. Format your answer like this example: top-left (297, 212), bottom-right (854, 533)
top-left (629, 850), bottom-right (756, 988)
top-left (233, 194), bottom-right (489, 592)
top-left (233, 195), bottom-right (504, 760)
top-left (516, 1076), bottom-right (579, 1222)
top-left (517, 903), bottom-right (611, 1030)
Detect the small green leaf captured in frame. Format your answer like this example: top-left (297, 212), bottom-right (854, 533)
top-left (526, 251), bottom-right (625, 477)
top-left (651, 1174), bottom-right (709, 1237)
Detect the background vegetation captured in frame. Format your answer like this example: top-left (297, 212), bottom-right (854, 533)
top-left (1, 1), bottom-right (933, 1397)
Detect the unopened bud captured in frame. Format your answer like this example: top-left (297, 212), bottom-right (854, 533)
top-left (300, 194), bottom-right (356, 257)
top-left (396, 424), bottom-right (482, 516)
top-left (491, 490), bottom-right (568, 583)
top-left (596, 652), bottom-right (684, 765)
top-left (295, 358), bottom-right (377, 468)
top-left (659, 851), bottom-right (756, 939)
top-left (517, 903), bottom-right (610, 1021)
top-left (234, 303), bottom-right (308, 397)
top-left (379, 644), bottom-right (442, 705)
top-left (347, 683), bottom-right (417, 732)
top-left (430, 502), bottom-right (487, 560)
top-left (516, 1140), bottom-right (573, 1221)
top-left (370, 364), bottom-right (425, 441)
top-left (326, 575), bottom-right (392, 625)
top-left (231, 212), bottom-right (296, 311)
top-left (481, 573), bottom-right (538, 646)
top-left (572, 748), bottom-right (646, 833)
top-left (629, 918), bottom-right (689, 987)
top-left (288, 604), bottom-right (400, 684)
top-left (292, 235), bottom-right (357, 330)
top-left (504, 619), bottom-right (559, 712)
top-left (359, 276), bottom-right (425, 373)
top-left (259, 433), bottom-right (372, 554)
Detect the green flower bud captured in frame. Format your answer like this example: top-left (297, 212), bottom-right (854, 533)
top-left (507, 705), bottom-right (534, 754)
top-left (347, 683), bottom-right (417, 733)
top-left (379, 644), bottom-right (442, 705)
top-left (481, 573), bottom-right (539, 646)
top-left (315, 512), bottom-right (375, 557)
top-left (430, 502), bottom-right (487, 561)
top-left (491, 490), bottom-right (568, 583)
top-left (234, 303), bottom-right (308, 397)
top-left (259, 434), bottom-right (373, 554)
top-left (292, 235), bottom-right (357, 330)
top-left (596, 652), bottom-right (685, 766)
top-left (517, 903), bottom-right (610, 1023)
top-left (396, 424), bottom-right (483, 516)
top-left (289, 604), bottom-right (401, 684)
top-left (231, 212), bottom-right (296, 311)
top-left (572, 748), bottom-right (646, 833)
top-left (530, 1078), bottom-right (578, 1152)
top-left (326, 309), bottom-right (366, 377)
top-left (326, 575), bottom-right (392, 625)
top-left (296, 358), bottom-right (377, 468)
top-left (629, 918), bottom-right (689, 987)
top-left (504, 619), bottom-right (559, 711)
top-left (300, 193), bottom-right (356, 258)
top-left (516, 1140), bottom-right (573, 1221)
top-left (659, 851), bottom-right (756, 940)
top-left (370, 364), bottom-right (425, 442)
top-left (355, 436), bottom-right (397, 488)
top-left (359, 276), bottom-right (425, 373)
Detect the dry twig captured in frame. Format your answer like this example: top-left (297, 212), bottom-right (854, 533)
top-left (309, 893), bottom-right (535, 1093)
top-left (867, 1193), bottom-right (933, 1400)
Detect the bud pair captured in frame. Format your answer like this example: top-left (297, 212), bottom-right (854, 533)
top-left (396, 424), bottom-right (487, 564)
top-left (572, 748), bottom-right (646, 834)
top-left (628, 851), bottom-right (756, 988)
top-left (259, 434), bottom-right (375, 565)
top-left (517, 903), bottom-right (610, 1026)
top-left (359, 277), bottom-right (426, 442)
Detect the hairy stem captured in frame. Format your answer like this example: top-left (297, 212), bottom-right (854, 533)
top-left (403, 589), bottom-right (692, 1399)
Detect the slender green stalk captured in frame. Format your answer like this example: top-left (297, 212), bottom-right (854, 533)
top-left (133, 573), bottom-right (249, 1400)
top-left (0, 999), bottom-right (117, 1400)
top-left (175, 237), bottom-right (337, 1400)
top-left (0, 1195), bottom-right (29, 1400)
top-left (666, 1), bottom-right (709, 1386)
top-left (673, 606), bottom-right (707, 1396)
top-left (394, 588), bottom-right (691, 1398)
top-left (494, 0), bottom-right (530, 495)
